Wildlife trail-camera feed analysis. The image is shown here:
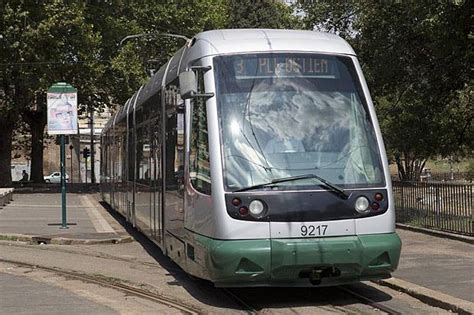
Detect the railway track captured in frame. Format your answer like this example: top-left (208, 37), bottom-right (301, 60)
top-left (222, 288), bottom-right (258, 314)
top-left (339, 286), bottom-right (402, 315)
top-left (223, 285), bottom-right (404, 315)
top-left (0, 243), bottom-right (420, 314)
top-left (0, 258), bottom-right (202, 315)
top-left (0, 242), bottom-right (178, 271)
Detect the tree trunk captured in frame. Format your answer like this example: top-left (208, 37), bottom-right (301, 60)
top-left (395, 154), bottom-right (405, 180)
top-left (23, 110), bottom-right (47, 183)
top-left (1, 70), bottom-right (27, 186)
top-left (0, 122), bottom-right (14, 187)
top-left (395, 151), bottom-right (427, 181)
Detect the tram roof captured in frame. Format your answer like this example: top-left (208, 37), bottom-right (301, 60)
top-left (187, 29), bottom-right (355, 59)
top-left (101, 29), bottom-right (356, 135)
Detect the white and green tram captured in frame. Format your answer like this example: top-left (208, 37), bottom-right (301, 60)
top-left (100, 29), bottom-right (401, 287)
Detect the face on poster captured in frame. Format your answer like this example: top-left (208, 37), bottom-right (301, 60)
top-left (47, 92), bottom-right (78, 135)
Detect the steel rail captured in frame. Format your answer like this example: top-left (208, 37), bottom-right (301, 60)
top-left (339, 286), bottom-right (402, 315)
top-left (221, 288), bottom-right (258, 314)
top-left (0, 242), bottom-right (171, 270)
top-left (0, 258), bottom-right (202, 315)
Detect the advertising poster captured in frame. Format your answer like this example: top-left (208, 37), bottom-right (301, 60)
top-left (47, 91), bottom-right (78, 135)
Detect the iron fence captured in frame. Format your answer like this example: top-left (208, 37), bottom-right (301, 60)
top-left (393, 181), bottom-right (473, 236)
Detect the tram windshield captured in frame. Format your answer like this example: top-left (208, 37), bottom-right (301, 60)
top-left (214, 53), bottom-right (385, 191)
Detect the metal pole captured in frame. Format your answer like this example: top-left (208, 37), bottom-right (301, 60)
top-left (60, 135), bottom-right (68, 229)
top-left (77, 144), bottom-right (81, 183)
top-left (90, 107), bottom-right (95, 183)
top-left (69, 144), bottom-right (73, 183)
top-left (85, 152), bottom-right (88, 184)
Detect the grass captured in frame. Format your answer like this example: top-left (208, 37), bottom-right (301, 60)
top-left (425, 159), bottom-right (472, 173)
top-left (0, 235), bottom-right (19, 241)
top-left (389, 157), bottom-right (473, 175)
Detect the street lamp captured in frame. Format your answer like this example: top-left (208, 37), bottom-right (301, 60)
top-left (119, 32), bottom-right (190, 78)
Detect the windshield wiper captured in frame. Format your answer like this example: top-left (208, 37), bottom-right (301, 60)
top-left (233, 173), bottom-right (349, 200)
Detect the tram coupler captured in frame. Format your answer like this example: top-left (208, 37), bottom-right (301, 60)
top-left (308, 266), bottom-right (341, 285)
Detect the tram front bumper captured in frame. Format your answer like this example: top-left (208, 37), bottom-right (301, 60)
top-left (201, 233), bottom-right (401, 287)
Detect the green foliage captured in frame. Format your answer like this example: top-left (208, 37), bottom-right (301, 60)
top-left (0, 0), bottom-right (105, 184)
top-left (9, 0), bottom-right (469, 185)
top-left (227, 0), bottom-right (302, 29)
top-left (299, 0), bottom-right (472, 180)
top-left (1, 0), bottom-right (233, 185)
top-left (442, 82), bottom-right (473, 156)
top-left (298, 0), bottom-right (358, 38)
top-left (1, 1), bottom-right (104, 112)
top-left (85, 0), bottom-right (229, 106)
top-left (466, 160), bottom-right (474, 182)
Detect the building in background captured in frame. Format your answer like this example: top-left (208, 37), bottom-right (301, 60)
top-left (76, 107), bottom-right (112, 183)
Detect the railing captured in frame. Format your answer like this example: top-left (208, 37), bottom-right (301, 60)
top-left (393, 181), bottom-right (473, 236)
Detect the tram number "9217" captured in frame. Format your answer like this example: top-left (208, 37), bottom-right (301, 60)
top-left (301, 224), bottom-right (328, 237)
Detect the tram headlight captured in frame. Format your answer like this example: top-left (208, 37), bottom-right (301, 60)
top-left (249, 200), bottom-right (266, 218)
top-left (354, 196), bottom-right (370, 213)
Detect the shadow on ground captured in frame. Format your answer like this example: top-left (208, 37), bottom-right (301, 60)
top-left (100, 201), bottom-right (393, 311)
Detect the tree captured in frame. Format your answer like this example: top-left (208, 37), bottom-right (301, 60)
top-left (84, 0), bottom-right (229, 106)
top-left (1, 1), bottom-right (103, 185)
top-left (1, 1), bottom-right (230, 186)
top-left (299, 0), bottom-right (472, 180)
top-left (1, 2), bottom-right (35, 186)
top-left (357, 1), bottom-right (471, 180)
top-left (298, 0), bottom-right (358, 38)
top-left (227, 0), bottom-right (302, 29)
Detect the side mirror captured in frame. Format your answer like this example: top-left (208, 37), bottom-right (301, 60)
top-left (179, 71), bottom-right (197, 99)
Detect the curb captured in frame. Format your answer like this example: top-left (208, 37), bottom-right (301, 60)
top-left (375, 277), bottom-right (474, 315)
top-left (396, 223), bottom-right (474, 244)
top-left (0, 233), bottom-right (134, 245)
top-left (12, 183), bottom-right (100, 194)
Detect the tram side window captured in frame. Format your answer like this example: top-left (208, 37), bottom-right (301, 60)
top-left (165, 80), bottom-right (185, 192)
top-left (135, 124), bottom-right (150, 184)
top-left (189, 71), bottom-right (211, 195)
top-left (127, 129), bottom-right (134, 183)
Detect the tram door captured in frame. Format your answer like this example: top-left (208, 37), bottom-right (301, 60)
top-left (127, 128), bottom-right (135, 224)
top-left (150, 118), bottom-right (163, 243)
top-left (164, 79), bottom-right (185, 260)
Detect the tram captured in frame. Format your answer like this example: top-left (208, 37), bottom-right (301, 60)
top-left (100, 29), bottom-right (401, 287)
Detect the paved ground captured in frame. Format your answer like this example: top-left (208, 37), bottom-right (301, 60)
top-left (0, 237), bottom-right (450, 314)
top-left (0, 261), bottom-right (179, 314)
top-left (0, 192), bottom-right (472, 313)
top-left (0, 193), bottom-right (130, 243)
top-left (0, 272), bottom-right (117, 315)
top-left (393, 228), bottom-right (474, 302)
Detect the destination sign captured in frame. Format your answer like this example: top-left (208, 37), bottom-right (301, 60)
top-left (233, 56), bottom-right (339, 79)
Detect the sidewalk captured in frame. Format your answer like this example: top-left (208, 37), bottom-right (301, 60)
top-left (0, 192), bottom-right (131, 245)
top-left (378, 227), bottom-right (474, 313)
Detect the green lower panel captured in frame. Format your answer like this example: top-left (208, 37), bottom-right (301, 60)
top-left (196, 233), bottom-right (401, 287)
top-left (197, 236), bottom-right (272, 284)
